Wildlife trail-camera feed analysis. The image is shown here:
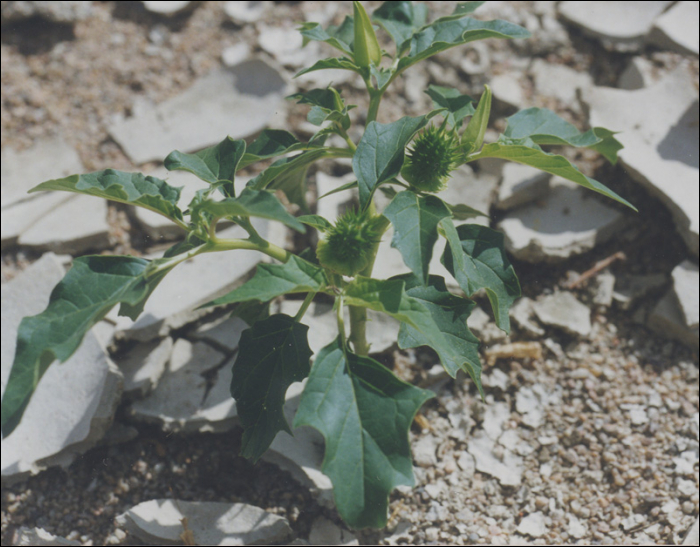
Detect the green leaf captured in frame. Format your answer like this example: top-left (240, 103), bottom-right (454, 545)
top-left (353, 1), bottom-right (382, 67)
top-left (353, 115), bottom-right (431, 208)
top-left (230, 300), bottom-right (270, 327)
top-left (294, 339), bottom-right (433, 529)
top-left (440, 219), bottom-right (520, 333)
top-left (432, 1), bottom-right (488, 23)
top-left (372, 1), bottom-right (428, 53)
top-left (1, 255), bottom-right (172, 436)
top-left (203, 255), bottom-right (328, 307)
top-left (424, 85), bottom-right (475, 128)
top-left (502, 108), bottom-right (623, 164)
top-left (398, 17), bottom-right (530, 72)
top-left (192, 188), bottom-right (306, 232)
top-left (298, 214), bottom-right (333, 232)
top-left (164, 136), bottom-right (246, 197)
top-left (470, 140), bottom-right (637, 210)
top-left (394, 274), bottom-right (483, 396)
top-left (239, 130), bottom-right (309, 169)
top-left (288, 87), bottom-right (354, 129)
top-left (163, 233), bottom-right (206, 258)
top-left (383, 191), bottom-right (452, 284)
top-left (299, 16), bottom-right (355, 57)
top-left (343, 276), bottom-right (481, 382)
top-left (447, 202), bottom-right (489, 221)
top-left (233, 314), bottom-right (312, 462)
top-left (30, 169), bottom-right (184, 224)
top-left (294, 57), bottom-right (363, 79)
top-left (461, 84), bottom-right (492, 153)
top-left (318, 179), bottom-right (358, 200)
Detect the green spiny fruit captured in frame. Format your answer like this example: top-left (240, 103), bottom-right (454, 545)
top-left (316, 209), bottom-right (385, 276)
top-left (401, 124), bottom-right (460, 193)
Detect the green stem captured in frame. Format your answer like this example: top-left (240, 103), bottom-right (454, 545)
top-left (367, 90), bottom-right (383, 124)
top-left (295, 292), bottom-right (316, 321)
top-left (209, 237), bottom-right (291, 263)
top-left (347, 208), bottom-right (390, 356)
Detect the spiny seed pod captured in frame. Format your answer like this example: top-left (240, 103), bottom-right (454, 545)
top-left (316, 209), bottom-right (384, 276)
top-left (401, 124), bottom-right (460, 193)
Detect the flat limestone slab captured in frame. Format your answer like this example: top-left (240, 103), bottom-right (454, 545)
top-left (533, 291), bottom-right (592, 337)
top-left (648, 290), bottom-right (700, 351)
top-left (497, 178), bottom-right (626, 263)
top-left (1, 254), bottom-right (123, 485)
top-left (648, 1), bottom-right (700, 56)
top-left (116, 499), bottom-right (293, 546)
top-left (672, 261), bottom-right (699, 330)
top-left (1, 191), bottom-right (73, 249)
top-left (17, 194), bottom-right (111, 254)
top-left (109, 61), bottom-right (289, 164)
top-left (1, 137), bottom-right (84, 208)
top-left (584, 68), bottom-right (699, 257)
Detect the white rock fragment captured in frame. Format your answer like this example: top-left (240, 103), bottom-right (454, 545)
top-left (192, 316), bottom-right (248, 352)
top-left (142, 1), bottom-right (194, 16)
top-left (114, 337), bottom-right (173, 398)
top-left (309, 517), bottom-right (358, 546)
top-left (558, 1), bottom-right (673, 50)
top-left (648, 1), bottom-right (700, 56)
top-left (258, 25), bottom-right (309, 67)
top-left (17, 194), bottom-right (110, 254)
top-left (672, 261), bottom-right (699, 329)
top-left (1, 1), bottom-right (92, 23)
top-left (224, 1), bottom-right (268, 24)
top-left (111, 224), bottom-right (264, 341)
top-left (263, 382), bottom-right (334, 508)
top-left (619, 57), bottom-right (658, 90)
top-left (116, 499), bottom-right (293, 546)
top-left (109, 61), bottom-right (288, 164)
top-left (490, 73), bottom-right (525, 109)
top-left (568, 516), bottom-right (587, 539)
top-left (13, 527), bottom-right (81, 546)
top-left (498, 178), bottom-right (627, 263)
top-left (516, 387), bottom-right (544, 429)
top-left (517, 512), bottom-right (548, 538)
top-left (678, 479), bottom-right (698, 497)
top-left (683, 518), bottom-right (700, 546)
top-left (468, 433), bottom-right (523, 487)
top-left (510, 297), bottom-right (545, 337)
top-left (530, 59), bottom-right (593, 105)
top-left (627, 406), bottom-right (649, 426)
top-left (222, 43), bottom-right (251, 67)
top-left (648, 290), bottom-right (699, 350)
top-left (127, 339), bottom-right (237, 433)
top-left (584, 68), bottom-right (699, 257)
top-left (413, 435), bottom-right (438, 467)
top-left (496, 163), bottom-right (550, 211)
top-left (457, 451), bottom-right (475, 476)
top-left (2, 254), bottom-right (123, 485)
top-left (592, 271), bottom-right (616, 307)
top-left (533, 292), bottom-right (592, 337)
top-left (1, 137), bottom-right (84, 208)
top-left (622, 513), bottom-right (646, 531)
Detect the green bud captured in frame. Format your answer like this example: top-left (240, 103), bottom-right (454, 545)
top-left (316, 208), bottom-right (384, 276)
top-left (353, 1), bottom-right (382, 68)
top-left (401, 124), bottom-right (460, 193)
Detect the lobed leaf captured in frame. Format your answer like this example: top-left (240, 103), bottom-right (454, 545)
top-left (299, 16), bottom-right (355, 57)
top-left (1, 256), bottom-right (173, 436)
top-left (383, 191), bottom-right (452, 284)
top-left (192, 188), bottom-right (306, 232)
top-left (398, 17), bottom-right (530, 73)
top-left (372, 1), bottom-right (428, 54)
top-left (343, 276), bottom-right (482, 384)
top-left (502, 107), bottom-right (623, 164)
top-left (424, 85), bottom-right (475, 128)
top-left (203, 255), bottom-right (328, 307)
top-left (239, 130), bottom-right (310, 169)
top-left (164, 136), bottom-right (245, 196)
top-left (30, 169), bottom-right (184, 224)
top-left (297, 214), bottom-right (333, 232)
top-left (294, 57), bottom-right (363, 79)
top-left (440, 219), bottom-right (521, 333)
top-left (470, 139), bottom-right (637, 210)
top-left (294, 339), bottom-right (433, 529)
top-left (288, 87), bottom-right (354, 129)
top-left (232, 314), bottom-right (312, 462)
top-left (395, 274), bottom-right (483, 396)
top-left (352, 115), bottom-right (431, 208)
top-left (447, 202), bottom-right (489, 221)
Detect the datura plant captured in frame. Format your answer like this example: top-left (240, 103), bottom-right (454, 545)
top-left (1, 1), bottom-right (636, 530)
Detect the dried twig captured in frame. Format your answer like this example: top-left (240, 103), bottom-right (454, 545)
top-left (565, 251), bottom-right (626, 289)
